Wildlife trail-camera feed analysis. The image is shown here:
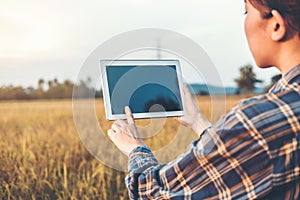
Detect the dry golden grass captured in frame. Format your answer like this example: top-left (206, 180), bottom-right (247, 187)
top-left (0, 95), bottom-right (247, 199)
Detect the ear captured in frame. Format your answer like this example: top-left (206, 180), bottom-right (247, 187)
top-left (270, 10), bottom-right (286, 41)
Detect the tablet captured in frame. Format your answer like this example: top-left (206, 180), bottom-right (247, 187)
top-left (100, 60), bottom-right (185, 120)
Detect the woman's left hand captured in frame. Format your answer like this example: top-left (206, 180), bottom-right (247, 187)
top-left (108, 106), bottom-right (146, 156)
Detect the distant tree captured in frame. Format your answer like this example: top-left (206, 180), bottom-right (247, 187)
top-left (62, 79), bottom-right (74, 98)
top-left (38, 79), bottom-right (45, 90)
top-left (197, 90), bottom-right (209, 96)
top-left (13, 86), bottom-right (30, 100)
top-left (95, 89), bottom-right (103, 98)
top-left (48, 80), bottom-right (53, 89)
top-left (264, 74), bottom-right (282, 92)
top-left (235, 64), bottom-right (263, 94)
top-left (63, 80), bottom-right (73, 87)
top-left (0, 78), bottom-right (98, 100)
top-left (87, 77), bottom-right (92, 85)
top-left (45, 78), bottom-right (72, 99)
top-left (73, 80), bottom-right (95, 99)
top-left (54, 78), bottom-right (59, 86)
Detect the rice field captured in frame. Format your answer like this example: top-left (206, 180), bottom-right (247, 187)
top-left (0, 95), bottom-right (246, 199)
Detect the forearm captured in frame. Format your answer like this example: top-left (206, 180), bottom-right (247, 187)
top-left (126, 146), bottom-right (161, 199)
top-left (125, 124), bottom-right (273, 199)
top-left (127, 146), bottom-right (159, 173)
top-left (125, 138), bottom-right (216, 199)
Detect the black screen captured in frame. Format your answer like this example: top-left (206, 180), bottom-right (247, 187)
top-left (106, 65), bottom-right (183, 114)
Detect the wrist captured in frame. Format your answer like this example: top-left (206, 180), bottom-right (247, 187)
top-left (128, 145), bottom-right (150, 157)
top-left (192, 113), bottom-right (212, 136)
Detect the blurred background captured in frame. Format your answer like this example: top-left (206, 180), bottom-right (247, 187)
top-left (0, 0), bottom-right (281, 199)
top-left (0, 0), bottom-right (280, 89)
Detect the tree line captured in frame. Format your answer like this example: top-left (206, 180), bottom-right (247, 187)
top-left (0, 78), bottom-right (102, 101)
top-left (0, 64), bottom-right (281, 101)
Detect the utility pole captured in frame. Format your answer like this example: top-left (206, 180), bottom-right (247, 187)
top-left (156, 38), bottom-right (161, 59)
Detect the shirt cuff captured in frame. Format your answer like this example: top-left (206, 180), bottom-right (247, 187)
top-left (128, 146), bottom-right (159, 173)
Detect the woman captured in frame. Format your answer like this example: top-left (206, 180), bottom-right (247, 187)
top-left (108, 0), bottom-right (300, 199)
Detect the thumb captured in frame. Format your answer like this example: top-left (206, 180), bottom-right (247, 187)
top-left (183, 84), bottom-right (193, 100)
top-left (107, 129), bottom-right (116, 141)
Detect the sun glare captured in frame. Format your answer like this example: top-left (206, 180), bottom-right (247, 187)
top-left (0, 13), bottom-right (59, 58)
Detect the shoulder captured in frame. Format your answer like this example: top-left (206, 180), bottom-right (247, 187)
top-left (238, 89), bottom-right (299, 115)
top-left (215, 89), bottom-right (300, 137)
top-left (220, 89), bottom-right (300, 149)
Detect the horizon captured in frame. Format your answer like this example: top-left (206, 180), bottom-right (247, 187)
top-left (0, 0), bottom-right (280, 88)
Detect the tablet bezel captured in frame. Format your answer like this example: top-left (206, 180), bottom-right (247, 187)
top-left (100, 59), bottom-right (185, 120)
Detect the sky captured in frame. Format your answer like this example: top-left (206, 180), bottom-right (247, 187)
top-left (0, 0), bottom-right (281, 88)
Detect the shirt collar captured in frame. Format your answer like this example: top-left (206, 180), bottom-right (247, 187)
top-left (269, 65), bottom-right (300, 93)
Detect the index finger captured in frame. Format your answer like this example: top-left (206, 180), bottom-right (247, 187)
top-left (125, 106), bottom-right (135, 124)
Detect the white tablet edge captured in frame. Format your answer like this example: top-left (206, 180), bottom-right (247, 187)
top-left (100, 59), bottom-right (185, 120)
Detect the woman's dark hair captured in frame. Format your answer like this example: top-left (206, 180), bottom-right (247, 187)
top-left (248, 0), bottom-right (300, 39)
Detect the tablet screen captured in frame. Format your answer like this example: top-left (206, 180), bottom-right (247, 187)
top-left (101, 60), bottom-right (184, 120)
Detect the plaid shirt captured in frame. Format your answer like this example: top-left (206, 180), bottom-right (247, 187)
top-left (126, 65), bottom-right (300, 200)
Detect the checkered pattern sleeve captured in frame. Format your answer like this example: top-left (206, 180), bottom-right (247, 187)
top-left (126, 123), bottom-right (274, 199)
top-left (125, 66), bottom-right (300, 200)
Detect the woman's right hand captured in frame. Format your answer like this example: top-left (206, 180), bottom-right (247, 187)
top-left (176, 85), bottom-right (212, 136)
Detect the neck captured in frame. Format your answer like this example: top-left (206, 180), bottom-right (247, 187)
top-left (275, 35), bottom-right (300, 75)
